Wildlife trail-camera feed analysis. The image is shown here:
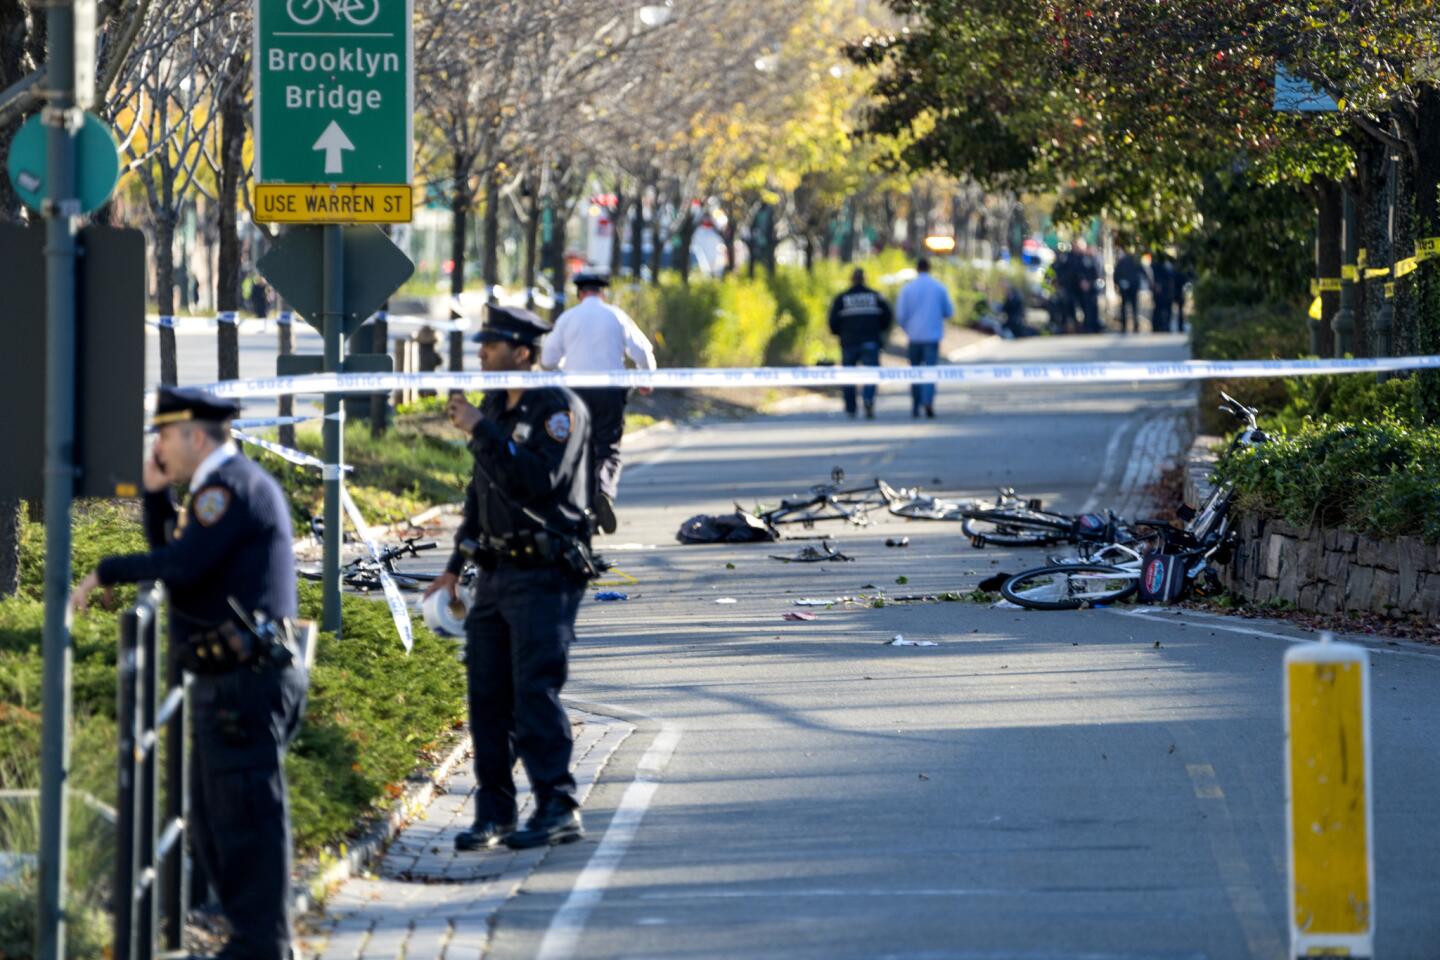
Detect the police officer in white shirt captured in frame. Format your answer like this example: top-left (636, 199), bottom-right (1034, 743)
top-left (540, 272), bottom-right (657, 534)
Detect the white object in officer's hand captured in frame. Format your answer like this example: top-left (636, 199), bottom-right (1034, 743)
top-left (422, 585), bottom-right (471, 637)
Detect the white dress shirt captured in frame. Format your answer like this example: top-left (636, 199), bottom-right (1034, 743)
top-left (189, 441), bottom-right (238, 492)
top-left (541, 296), bottom-right (657, 373)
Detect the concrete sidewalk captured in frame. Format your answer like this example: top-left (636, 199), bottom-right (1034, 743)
top-left (306, 708), bottom-right (633, 960)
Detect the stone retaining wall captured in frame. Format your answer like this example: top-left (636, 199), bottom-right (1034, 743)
top-left (1183, 438), bottom-right (1440, 620)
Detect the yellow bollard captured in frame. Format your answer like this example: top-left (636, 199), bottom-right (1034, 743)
top-left (1285, 632), bottom-right (1375, 958)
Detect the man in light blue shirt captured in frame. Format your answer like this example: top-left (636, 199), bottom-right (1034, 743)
top-left (895, 257), bottom-right (953, 418)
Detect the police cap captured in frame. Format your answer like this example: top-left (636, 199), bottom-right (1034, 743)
top-left (150, 385), bottom-right (240, 429)
top-left (470, 304), bottom-right (550, 345)
top-left (572, 271), bottom-right (610, 291)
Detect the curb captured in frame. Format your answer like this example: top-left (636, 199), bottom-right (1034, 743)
top-left (291, 730), bottom-right (472, 914)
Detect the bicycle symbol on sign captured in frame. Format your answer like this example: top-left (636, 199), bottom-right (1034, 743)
top-left (285, 0), bottom-right (380, 27)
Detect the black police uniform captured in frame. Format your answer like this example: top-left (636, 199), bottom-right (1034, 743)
top-left (449, 311), bottom-right (594, 850)
top-left (827, 282), bottom-right (893, 416)
top-left (97, 387), bottom-right (306, 960)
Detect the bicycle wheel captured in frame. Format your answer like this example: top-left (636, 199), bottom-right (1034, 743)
top-left (1001, 564), bottom-right (1138, 610)
top-left (963, 510), bottom-right (1072, 546)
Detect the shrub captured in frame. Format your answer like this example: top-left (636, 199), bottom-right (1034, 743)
top-left (1218, 419), bottom-right (1440, 542)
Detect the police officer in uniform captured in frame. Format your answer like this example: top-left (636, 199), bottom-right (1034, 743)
top-left (827, 267), bottom-right (893, 418)
top-left (424, 305), bottom-right (596, 851)
top-left (71, 386), bottom-right (307, 960)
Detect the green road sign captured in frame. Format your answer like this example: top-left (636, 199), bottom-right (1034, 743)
top-left (6, 112), bottom-right (120, 215)
top-left (254, 0), bottom-right (413, 185)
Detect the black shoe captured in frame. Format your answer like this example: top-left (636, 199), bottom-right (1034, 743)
top-left (595, 493), bottom-right (618, 535)
top-left (864, 405), bottom-right (875, 419)
top-left (912, 408), bottom-right (921, 419)
top-left (455, 818), bottom-right (516, 851)
top-left (925, 406), bottom-right (936, 419)
top-left (504, 801), bottom-right (583, 849)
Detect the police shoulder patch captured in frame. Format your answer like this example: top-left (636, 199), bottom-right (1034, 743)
top-left (545, 410), bottom-right (573, 442)
top-left (192, 486), bottom-right (231, 526)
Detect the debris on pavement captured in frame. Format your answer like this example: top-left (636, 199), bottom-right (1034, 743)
top-left (794, 597), bottom-right (839, 606)
top-left (594, 591), bottom-right (629, 602)
top-left (977, 572), bottom-right (1011, 592)
top-left (769, 541), bottom-right (854, 563)
top-left (677, 510), bottom-right (777, 544)
top-left (715, 597), bottom-right (738, 604)
top-left (782, 611), bottom-right (817, 621)
top-left (887, 635), bottom-right (938, 647)
top-left (885, 537), bottom-right (910, 548)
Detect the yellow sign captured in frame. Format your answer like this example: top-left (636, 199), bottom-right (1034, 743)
top-left (1384, 282), bottom-right (1396, 299)
top-left (1417, 236), bottom-right (1440, 260)
top-left (1363, 267), bottom-right (1391, 280)
top-left (1395, 256), bottom-right (1419, 279)
top-left (1340, 265), bottom-right (1358, 282)
top-left (254, 184), bottom-right (413, 224)
top-left (1317, 277), bottom-right (1343, 292)
top-left (1285, 638), bottom-right (1374, 959)
top-left (1356, 247), bottom-right (1367, 270)
top-left (1309, 279), bottom-right (1319, 296)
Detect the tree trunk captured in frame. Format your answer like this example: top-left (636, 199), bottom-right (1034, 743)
top-left (482, 169), bottom-right (501, 303)
top-left (721, 218), bottom-right (737, 277)
top-left (629, 185), bottom-right (646, 279)
top-left (608, 197), bottom-right (626, 280)
top-left (1412, 88), bottom-right (1440, 420)
top-left (450, 155), bottom-right (470, 371)
top-left (215, 50), bottom-right (247, 381)
top-left (1356, 145), bottom-right (1384, 358)
top-left (0, 496), bottom-right (20, 597)
top-left (803, 236), bottom-right (814, 273)
top-left (155, 212), bottom-right (179, 384)
top-left (648, 195), bottom-right (664, 283)
top-left (905, 189), bottom-right (921, 256)
top-left (839, 199), bottom-right (857, 263)
top-left (543, 195), bottom-right (569, 320)
top-left (762, 205), bottom-right (777, 276)
top-left (1315, 180), bottom-right (1340, 359)
top-left (676, 212), bottom-right (697, 285)
top-left (522, 179), bottom-right (540, 309)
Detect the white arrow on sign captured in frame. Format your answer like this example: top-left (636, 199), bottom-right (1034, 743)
top-left (312, 120), bottom-right (355, 175)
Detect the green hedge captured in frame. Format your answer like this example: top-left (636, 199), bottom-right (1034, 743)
top-left (1219, 416), bottom-right (1440, 543)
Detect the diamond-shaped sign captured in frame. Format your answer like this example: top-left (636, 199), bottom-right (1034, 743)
top-left (257, 225), bottom-right (414, 339)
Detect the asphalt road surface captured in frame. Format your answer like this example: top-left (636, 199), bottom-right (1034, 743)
top-left (445, 333), bottom-right (1439, 960)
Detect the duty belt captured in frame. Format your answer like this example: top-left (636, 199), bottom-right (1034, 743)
top-left (479, 530), bottom-right (563, 567)
top-left (181, 619), bottom-right (300, 675)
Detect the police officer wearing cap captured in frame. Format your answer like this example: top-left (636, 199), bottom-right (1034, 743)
top-left (424, 305), bottom-right (596, 851)
top-left (71, 386), bottom-right (307, 960)
top-left (540, 271), bottom-right (656, 535)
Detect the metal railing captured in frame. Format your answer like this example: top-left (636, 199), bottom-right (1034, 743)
top-left (114, 583), bottom-right (190, 960)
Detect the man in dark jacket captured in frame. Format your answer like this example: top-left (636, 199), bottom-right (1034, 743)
top-left (1150, 255), bottom-right (1175, 332)
top-left (827, 268), bottom-right (893, 418)
top-left (1113, 248), bottom-right (1144, 334)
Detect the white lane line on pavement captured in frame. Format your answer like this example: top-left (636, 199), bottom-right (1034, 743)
top-left (1080, 415), bottom-right (1138, 513)
top-left (1106, 607), bottom-right (1440, 661)
top-left (534, 722), bottom-right (683, 960)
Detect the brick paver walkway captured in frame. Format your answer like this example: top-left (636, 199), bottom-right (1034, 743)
top-left (308, 709), bottom-right (634, 960)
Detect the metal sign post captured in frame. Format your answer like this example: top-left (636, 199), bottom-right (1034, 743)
top-left (37, 0), bottom-right (80, 956)
top-left (1285, 633), bottom-right (1375, 958)
top-left (253, 0), bottom-right (415, 633)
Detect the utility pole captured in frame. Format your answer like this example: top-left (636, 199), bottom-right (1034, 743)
top-left (37, 0), bottom-right (80, 955)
